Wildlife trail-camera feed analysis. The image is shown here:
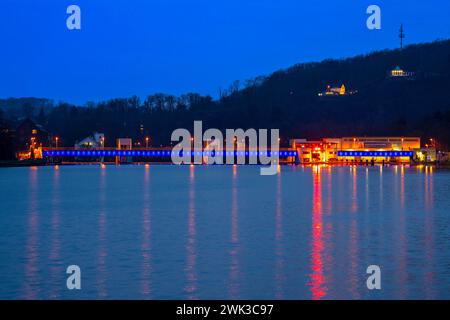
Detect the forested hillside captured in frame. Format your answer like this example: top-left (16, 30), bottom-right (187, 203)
top-left (1, 39), bottom-right (449, 148)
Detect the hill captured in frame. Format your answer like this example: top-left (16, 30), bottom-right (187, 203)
top-left (1, 39), bottom-right (450, 148)
top-left (214, 39), bottom-right (450, 142)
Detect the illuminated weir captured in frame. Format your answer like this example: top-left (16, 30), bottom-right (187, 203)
top-left (42, 136), bottom-right (436, 165)
top-left (42, 148), bottom-right (298, 164)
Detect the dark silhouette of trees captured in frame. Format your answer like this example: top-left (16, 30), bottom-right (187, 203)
top-left (1, 39), bottom-right (450, 152)
top-left (0, 110), bottom-right (15, 160)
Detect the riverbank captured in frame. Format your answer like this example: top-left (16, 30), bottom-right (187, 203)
top-left (0, 159), bottom-right (49, 167)
top-left (2, 160), bottom-right (450, 168)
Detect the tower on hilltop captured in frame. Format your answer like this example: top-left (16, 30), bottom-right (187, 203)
top-left (399, 24), bottom-right (405, 49)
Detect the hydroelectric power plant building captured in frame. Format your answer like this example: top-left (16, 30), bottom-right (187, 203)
top-left (290, 137), bottom-right (423, 164)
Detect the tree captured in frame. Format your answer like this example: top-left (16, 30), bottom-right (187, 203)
top-left (37, 107), bottom-right (46, 124)
top-left (22, 103), bottom-right (35, 118)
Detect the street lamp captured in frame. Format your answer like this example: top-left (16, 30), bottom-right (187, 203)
top-left (145, 136), bottom-right (150, 148)
top-left (55, 136), bottom-right (59, 148)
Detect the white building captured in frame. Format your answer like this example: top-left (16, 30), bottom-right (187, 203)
top-left (389, 66), bottom-right (415, 79)
top-left (75, 132), bottom-right (105, 149)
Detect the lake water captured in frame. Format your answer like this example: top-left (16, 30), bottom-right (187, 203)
top-left (0, 164), bottom-right (449, 300)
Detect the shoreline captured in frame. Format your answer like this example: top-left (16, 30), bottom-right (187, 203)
top-left (2, 160), bottom-right (450, 168)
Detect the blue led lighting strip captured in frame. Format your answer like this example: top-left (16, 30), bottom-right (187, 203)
top-left (42, 150), bottom-right (298, 157)
top-left (337, 151), bottom-right (414, 157)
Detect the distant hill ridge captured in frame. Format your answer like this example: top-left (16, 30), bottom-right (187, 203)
top-left (1, 39), bottom-right (449, 146)
top-left (216, 39), bottom-right (450, 139)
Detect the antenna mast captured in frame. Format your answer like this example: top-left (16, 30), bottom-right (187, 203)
top-left (399, 24), bottom-right (405, 49)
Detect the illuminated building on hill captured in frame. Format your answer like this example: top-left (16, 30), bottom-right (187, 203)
top-left (388, 66), bottom-right (415, 79)
top-left (318, 84), bottom-right (357, 97)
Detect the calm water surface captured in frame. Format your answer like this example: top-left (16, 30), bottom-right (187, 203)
top-left (0, 165), bottom-right (449, 299)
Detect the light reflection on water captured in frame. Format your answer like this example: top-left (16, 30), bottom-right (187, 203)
top-left (49, 167), bottom-right (61, 299)
top-left (141, 165), bottom-right (152, 298)
top-left (274, 168), bottom-right (284, 299)
top-left (97, 167), bottom-right (107, 298)
top-left (184, 165), bottom-right (197, 299)
top-left (24, 167), bottom-right (39, 299)
top-left (228, 165), bottom-right (240, 299)
top-left (0, 164), bottom-right (449, 299)
top-left (308, 166), bottom-right (326, 300)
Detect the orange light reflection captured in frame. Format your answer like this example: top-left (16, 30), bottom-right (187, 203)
top-left (308, 166), bottom-right (327, 300)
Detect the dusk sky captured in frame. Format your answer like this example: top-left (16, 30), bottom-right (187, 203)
top-left (1, 0), bottom-right (449, 104)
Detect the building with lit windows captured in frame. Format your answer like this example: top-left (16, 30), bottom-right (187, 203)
top-left (15, 118), bottom-right (51, 159)
top-left (290, 136), bottom-right (422, 164)
top-left (388, 66), bottom-right (415, 79)
top-left (74, 132), bottom-right (105, 149)
top-left (317, 84), bottom-right (357, 97)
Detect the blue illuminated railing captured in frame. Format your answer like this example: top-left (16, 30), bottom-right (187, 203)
top-left (337, 151), bottom-right (413, 157)
top-left (43, 150), bottom-right (298, 157)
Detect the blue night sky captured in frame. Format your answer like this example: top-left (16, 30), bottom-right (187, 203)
top-left (1, 0), bottom-right (449, 104)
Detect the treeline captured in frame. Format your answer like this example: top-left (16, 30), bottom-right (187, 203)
top-left (0, 109), bottom-right (16, 160)
top-left (1, 39), bottom-right (450, 151)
